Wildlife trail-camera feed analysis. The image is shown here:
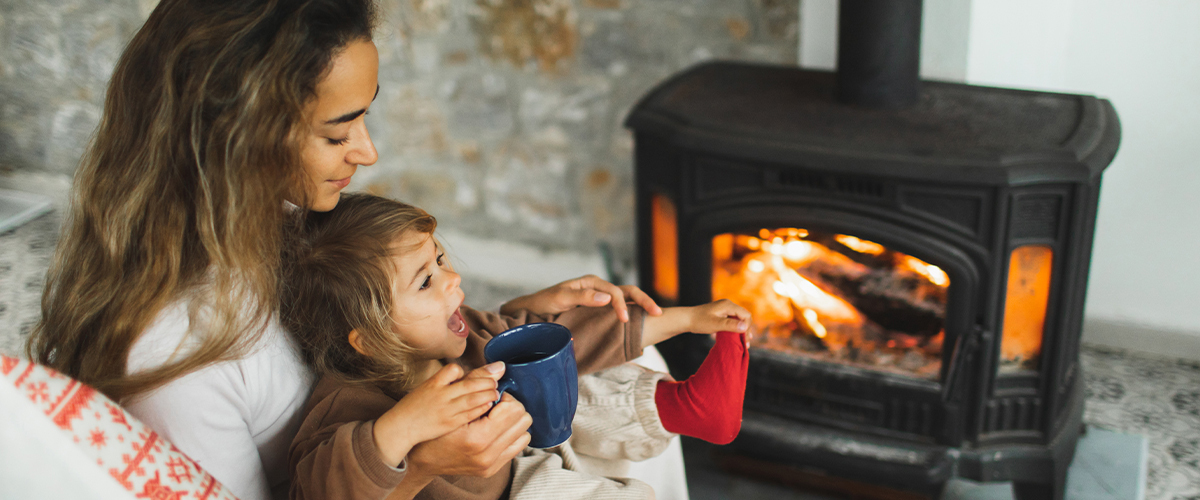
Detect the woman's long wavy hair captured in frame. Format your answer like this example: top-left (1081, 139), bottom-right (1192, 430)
top-left (27, 0), bottom-right (376, 402)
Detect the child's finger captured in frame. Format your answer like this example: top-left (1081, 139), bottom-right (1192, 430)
top-left (427, 363), bottom-right (466, 387)
top-left (462, 361), bottom-right (505, 381)
top-left (713, 315), bottom-right (749, 333)
top-left (714, 299), bottom-right (751, 320)
top-left (436, 375), bottom-right (500, 406)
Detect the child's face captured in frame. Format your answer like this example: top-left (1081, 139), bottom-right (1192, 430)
top-left (388, 231), bottom-right (469, 361)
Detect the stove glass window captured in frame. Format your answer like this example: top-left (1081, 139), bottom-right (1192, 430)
top-left (651, 194), bottom-right (679, 303)
top-left (711, 228), bottom-right (947, 380)
top-left (999, 245), bottom-right (1051, 373)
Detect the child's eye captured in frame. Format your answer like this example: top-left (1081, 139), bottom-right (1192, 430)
top-left (327, 137), bottom-right (349, 146)
top-left (419, 275), bottom-right (432, 291)
top-left (436, 253), bottom-right (445, 266)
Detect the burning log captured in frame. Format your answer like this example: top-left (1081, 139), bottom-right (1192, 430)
top-left (812, 266), bottom-right (946, 338)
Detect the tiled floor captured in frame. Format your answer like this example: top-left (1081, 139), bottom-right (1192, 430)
top-left (1, 213), bottom-right (1197, 499)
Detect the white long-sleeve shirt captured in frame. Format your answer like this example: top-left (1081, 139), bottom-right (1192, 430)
top-left (124, 301), bottom-right (315, 500)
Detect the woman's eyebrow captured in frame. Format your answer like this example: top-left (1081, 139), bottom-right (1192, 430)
top-left (322, 85), bottom-right (381, 125)
top-left (324, 109), bottom-right (365, 125)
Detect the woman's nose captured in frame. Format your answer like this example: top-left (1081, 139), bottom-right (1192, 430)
top-left (346, 123), bottom-right (378, 166)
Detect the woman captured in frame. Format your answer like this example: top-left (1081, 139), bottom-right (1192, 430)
top-left (26, 1), bottom-right (657, 499)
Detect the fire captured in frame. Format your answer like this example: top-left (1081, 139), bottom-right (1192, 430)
top-left (711, 228), bottom-right (949, 380)
top-left (901, 255), bottom-right (950, 287)
top-left (769, 255), bottom-right (859, 322)
top-left (713, 230), bottom-right (864, 342)
top-left (835, 234), bottom-right (885, 255)
top-left (802, 309), bottom-right (827, 338)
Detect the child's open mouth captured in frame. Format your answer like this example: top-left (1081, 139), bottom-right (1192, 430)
top-left (448, 309), bottom-right (467, 337)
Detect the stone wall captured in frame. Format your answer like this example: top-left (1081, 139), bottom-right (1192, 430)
top-left (0, 0), bottom-right (155, 188)
top-left (363, 0), bottom-right (797, 263)
top-left (0, 0), bottom-right (797, 262)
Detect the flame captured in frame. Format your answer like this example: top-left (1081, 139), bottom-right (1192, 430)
top-left (802, 309), bottom-right (826, 338)
top-left (714, 242), bottom-right (863, 341)
top-left (901, 255), bottom-right (950, 287)
top-left (709, 227), bottom-right (948, 380)
top-left (769, 255), bottom-right (859, 321)
top-left (836, 234), bottom-right (885, 255)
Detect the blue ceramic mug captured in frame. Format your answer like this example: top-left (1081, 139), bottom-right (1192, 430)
top-left (483, 323), bottom-right (578, 449)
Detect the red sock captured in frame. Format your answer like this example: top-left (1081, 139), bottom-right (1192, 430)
top-left (654, 331), bottom-right (749, 445)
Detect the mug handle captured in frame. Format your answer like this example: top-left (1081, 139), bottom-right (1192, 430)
top-left (493, 378), bottom-right (517, 406)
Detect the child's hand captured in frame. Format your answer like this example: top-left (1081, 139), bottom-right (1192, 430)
top-left (642, 299), bottom-right (751, 348)
top-left (686, 299), bottom-right (751, 335)
top-left (372, 362), bottom-right (504, 467)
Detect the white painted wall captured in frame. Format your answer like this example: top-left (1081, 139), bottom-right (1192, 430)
top-left (798, 0), bottom-right (1200, 353)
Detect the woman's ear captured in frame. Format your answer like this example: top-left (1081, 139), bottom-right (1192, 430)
top-left (348, 329), bottom-right (367, 356)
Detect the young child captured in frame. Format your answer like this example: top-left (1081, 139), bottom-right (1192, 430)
top-left (281, 193), bottom-right (751, 500)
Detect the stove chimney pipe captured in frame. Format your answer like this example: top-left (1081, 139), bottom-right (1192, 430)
top-left (836, 0), bottom-right (923, 108)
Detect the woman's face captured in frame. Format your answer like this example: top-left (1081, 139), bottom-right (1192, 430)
top-left (300, 40), bottom-right (380, 212)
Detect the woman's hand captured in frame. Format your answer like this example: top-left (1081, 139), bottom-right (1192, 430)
top-left (372, 363), bottom-right (504, 467)
top-left (499, 275), bottom-right (663, 323)
top-left (405, 392), bottom-right (532, 479)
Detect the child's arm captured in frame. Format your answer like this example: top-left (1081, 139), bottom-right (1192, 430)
top-left (641, 299), bottom-right (750, 348)
top-left (643, 299), bottom-right (752, 445)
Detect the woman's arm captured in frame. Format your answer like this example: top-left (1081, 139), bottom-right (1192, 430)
top-left (499, 275), bottom-right (663, 323)
top-left (124, 365), bottom-right (273, 500)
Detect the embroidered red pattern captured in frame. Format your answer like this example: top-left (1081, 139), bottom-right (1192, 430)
top-left (12, 362), bottom-right (34, 387)
top-left (166, 457), bottom-right (193, 484)
top-left (135, 470), bottom-right (186, 500)
top-left (194, 475), bottom-right (219, 500)
top-left (89, 428), bottom-right (108, 449)
top-left (26, 380), bottom-right (49, 403)
top-left (47, 379), bottom-right (79, 413)
top-left (52, 385), bottom-right (95, 431)
top-left (109, 429), bottom-right (162, 489)
top-left (107, 401), bottom-right (133, 431)
top-left (2, 357), bottom-right (240, 500)
top-left (1, 355), bottom-right (18, 375)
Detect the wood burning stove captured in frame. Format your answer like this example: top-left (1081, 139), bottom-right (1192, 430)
top-left (625, 4), bottom-right (1119, 498)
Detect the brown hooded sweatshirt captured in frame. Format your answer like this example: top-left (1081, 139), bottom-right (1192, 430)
top-left (288, 305), bottom-right (645, 500)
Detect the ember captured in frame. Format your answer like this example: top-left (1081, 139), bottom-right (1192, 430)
top-left (712, 228), bottom-right (947, 379)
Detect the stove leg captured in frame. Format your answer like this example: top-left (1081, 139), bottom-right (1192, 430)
top-left (1012, 458), bottom-right (1069, 500)
top-left (1012, 482), bottom-right (1051, 500)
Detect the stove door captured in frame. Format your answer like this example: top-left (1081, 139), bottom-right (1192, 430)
top-left (670, 204), bottom-right (983, 444)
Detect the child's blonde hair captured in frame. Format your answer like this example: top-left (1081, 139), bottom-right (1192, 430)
top-left (281, 193), bottom-right (437, 389)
